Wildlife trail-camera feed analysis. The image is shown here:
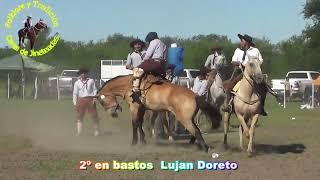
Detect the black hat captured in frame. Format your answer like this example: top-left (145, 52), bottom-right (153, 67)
top-left (77, 67), bottom-right (89, 75)
top-left (166, 64), bottom-right (176, 70)
top-left (129, 39), bottom-right (146, 48)
top-left (145, 32), bottom-right (159, 43)
top-left (199, 66), bottom-right (210, 76)
top-left (211, 45), bottom-right (223, 52)
top-left (238, 34), bottom-right (255, 47)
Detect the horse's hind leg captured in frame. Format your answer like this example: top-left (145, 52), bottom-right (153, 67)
top-left (179, 118), bottom-right (208, 152)
top-left (223, 112), bottom-right (231, 149)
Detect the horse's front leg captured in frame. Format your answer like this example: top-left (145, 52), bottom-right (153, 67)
top-left (239, 125), bottom-right (244, 151)
top-left (137, 108), bottom-right (146, 144)
top-left (130, 104), bottom-right (140, 145)
top-left (235, 112), bottom-right (250, 137)
top-left (131, 120), bottom-right (138, 145)
top-left (247, 114), bottom-right (259, 157)
top-left (223, 112), bottom-right (231, 149)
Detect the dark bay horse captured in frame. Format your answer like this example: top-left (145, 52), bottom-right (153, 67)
top-left (18, 20), bottom-right (48, 50)
top-left (97, 75), bottom-right (222, 152)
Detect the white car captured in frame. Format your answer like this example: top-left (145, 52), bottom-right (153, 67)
top-left (100, 60), bottom-right (132, 86)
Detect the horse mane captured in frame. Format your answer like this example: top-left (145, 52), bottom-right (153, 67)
top-left (97, 75), bottom-right (130, 93)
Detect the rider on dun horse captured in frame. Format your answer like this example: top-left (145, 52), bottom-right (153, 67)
top-left (221, 34), bottom-right (277, 116)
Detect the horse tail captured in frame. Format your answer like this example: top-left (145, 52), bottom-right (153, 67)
top-left (195, 96), bottom-right (222, 129)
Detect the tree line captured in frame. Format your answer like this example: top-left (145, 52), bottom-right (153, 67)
top-left (0, 0), bottom-right (319, 79)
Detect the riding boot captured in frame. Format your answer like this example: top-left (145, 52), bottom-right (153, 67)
top-left (257, 82), bottom-right (268, 116)
top-left (131, 68), bottom-right (144, 103)
top-left (260, 91), bottom-right (268, 116)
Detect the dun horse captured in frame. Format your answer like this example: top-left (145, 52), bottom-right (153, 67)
top-left (18, 20), bottom-right (48, 50)
top-left (97, 75), bottom-right (222, 152)
top-left (223, 57), bottom-right (264, 156)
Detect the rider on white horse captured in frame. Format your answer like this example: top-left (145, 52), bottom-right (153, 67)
top-left (205, 46), bottom-right (225, 89)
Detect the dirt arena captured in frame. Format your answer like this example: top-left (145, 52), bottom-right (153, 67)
top-left (0, 98), bottom-right (320, 180)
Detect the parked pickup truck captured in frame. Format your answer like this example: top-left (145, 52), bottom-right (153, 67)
top-left (271, 71), bottom-right (320, 100)
top-left (48, 70), bottom-right (79, 93)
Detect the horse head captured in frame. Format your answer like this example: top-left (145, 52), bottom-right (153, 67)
top-left (97, 94), bottom-right (121, 118)
top-left (244, 56), bottom-right (264, 84)
top-left (35, 20), bottom-right (48, 30)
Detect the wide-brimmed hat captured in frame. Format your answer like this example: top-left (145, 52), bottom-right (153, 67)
top-left (199, 67), bottom-right (210, 76)
top-left (129, 39), bottom-right (146, 48)
top-left (211, 45), bottom-right (223, 52)
top-left (238, 34), bottom-right (255, 47)
top-left (27, 16), bottom-right (32, 19)
top-left (77, 67), bottom-right (89, 75)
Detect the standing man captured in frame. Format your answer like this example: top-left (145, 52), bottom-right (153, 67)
top-left (126, 39), bottom-right (146, 70)
top-left (131, 32), bottom-right (167, 102)
top-left (204, 46), bottom-right (225, 89)
top-left (73, 68), bottom-right (100, 136)
top-left (221, 34), bottom-right (276, 116)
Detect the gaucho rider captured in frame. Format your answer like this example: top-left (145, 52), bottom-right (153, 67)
top-left (205, 46), bottom-right (225, 89)
top-left (131, 32), bottom-right (167, 102)
top-left (23, 16), bottom-right (32, 36)
top-left (221, 34), bottom-right (277, 116)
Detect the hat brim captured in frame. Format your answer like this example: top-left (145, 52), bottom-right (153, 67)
top-left (238, 34), bottom-right (255, 46)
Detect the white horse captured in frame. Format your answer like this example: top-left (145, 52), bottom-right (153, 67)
top-left (223, 57), bottom-right (264, 156)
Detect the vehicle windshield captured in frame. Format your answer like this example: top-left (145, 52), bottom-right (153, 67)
top-left (62, 71), bottom-right (78, 77)
top-left (286, 73), bottom-right (308, 79)
top-left (310, 72), bottom-right (320, 80)
top-left (189, 70), bottom-right (200, 78)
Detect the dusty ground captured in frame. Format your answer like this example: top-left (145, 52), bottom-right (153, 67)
top-left (0, 98), bottom-right (320, 180)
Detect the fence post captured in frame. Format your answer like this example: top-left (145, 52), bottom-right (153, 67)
top-left (34, 76), bottom-right (38, 100)
top-left (311, 83), bottom-right (314, 109)
top-left (57, 76), bottom-right (60, 101)
top-left (7, 73), bottom-right (10, 99)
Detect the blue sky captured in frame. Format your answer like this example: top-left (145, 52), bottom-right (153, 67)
top-left (0, 0), bottom-right (306, 47)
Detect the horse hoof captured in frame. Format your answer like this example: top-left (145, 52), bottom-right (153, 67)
top-left (131, 141), bottom-right (138, 146)
top-left (168, 136), bottom-right (174, 141)
top-left (141, 140), bottom-right (147, 145)
top-left (247, 151), bottom-right (254, 157)
top-left (221, 144), bottom-right (229, 151)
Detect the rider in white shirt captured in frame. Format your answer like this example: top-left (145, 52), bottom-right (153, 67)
top-left (222, 34), bottom-right (277, 116)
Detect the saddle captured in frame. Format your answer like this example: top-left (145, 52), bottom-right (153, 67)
top-left (132, 74), bottom-right (166, 104)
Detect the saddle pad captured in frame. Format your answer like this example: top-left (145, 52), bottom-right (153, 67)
top-left (233, 80), bottom-right (242, 92)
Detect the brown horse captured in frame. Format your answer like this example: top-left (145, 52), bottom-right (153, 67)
top-left (18, 20), bottom-right (48, 50)
top-left (96, 75), bottom-right (222, 152)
